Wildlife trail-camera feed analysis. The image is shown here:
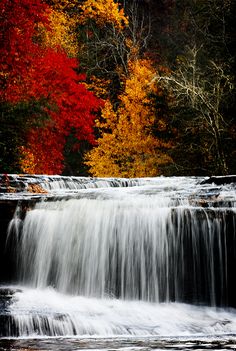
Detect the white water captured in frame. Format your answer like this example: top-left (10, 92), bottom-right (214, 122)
top-left (3, 176), bottom-right (236, 339)
top-left (14, 185), bottom-right (234, 302)
top-left (6, 287), bottom-right (236, 338)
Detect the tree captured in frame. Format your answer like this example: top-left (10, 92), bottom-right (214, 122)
top-left (155, 0), bottom-right (235, 175)
top-left (77, 0), bottom-right (151, 78)
top-left (0, 101), bottom-right (48, 173)
top-left (86, 59), bottom-right (172, 177)
top-left (79, 0), bottom-right (128, 30)
top-left (1, 0), bottom-right (101, 174)
top-left (38, 7), bottom-right (78, 57)
top-left (157, 46), bottom-right (234, 174)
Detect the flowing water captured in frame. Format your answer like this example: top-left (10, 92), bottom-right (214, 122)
top-left (1, 176), bottom-right (236, 350)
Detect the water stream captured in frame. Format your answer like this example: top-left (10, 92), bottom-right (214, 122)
top-left (1, 176), bottom-right (236, 350)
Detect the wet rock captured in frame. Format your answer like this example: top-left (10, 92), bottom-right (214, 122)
top-left (201, 175), bottom-right (236, 185)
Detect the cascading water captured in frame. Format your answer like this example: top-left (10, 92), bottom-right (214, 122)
top-left (14, 196), bottom-right (232, 304)
top-left (1, 176), bottom-right (236, 350)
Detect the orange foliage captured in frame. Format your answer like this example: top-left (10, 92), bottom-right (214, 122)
top-left (79, 0), bottom-right (128, 30)
top-left (84, 76), bottom-right (111, 99)
top-left (19, 147), bottom-right (37, 174)
top-left (44, 0), bottom-right (77, 11)
top-left (86, 59), bottom-right (173, 177)
top-left (39, 8), bottom-right (78, 56)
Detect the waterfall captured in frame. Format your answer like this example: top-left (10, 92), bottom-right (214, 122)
top-left (2, 176), bottom-right (236, 338)
top-left (8, 177), bottom-right (236, 304)
top-left (14, 197), bottom-right (232, 305)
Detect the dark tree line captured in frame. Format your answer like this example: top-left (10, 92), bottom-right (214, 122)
top-left (133, 0), bottom-right (236, 175)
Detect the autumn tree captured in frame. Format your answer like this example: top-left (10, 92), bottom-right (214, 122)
top-left (86, 59), bottom-right (172, 177)
top-left (38, 7), bottom-right (78, 57)
top-left (0, 0), bottom-right (101, 174)
top-left (79, 0), bottom-right (128, 30)
top-left (1, 0), bottom-right (49, 172)
top-left (77, 0), bottom-right (173, 177)
top-left (0, 101), bottom-right (48, 173)
top-left (77, 0), bottom-right (150, 98)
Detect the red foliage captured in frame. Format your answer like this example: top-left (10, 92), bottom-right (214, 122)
top-left (1, 0), bottom-right (49, 102)
top-left (1, 0), bottom-right (101, 174)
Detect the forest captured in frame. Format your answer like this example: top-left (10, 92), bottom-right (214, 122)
top-left (1, 0), bottom-right (235, 176)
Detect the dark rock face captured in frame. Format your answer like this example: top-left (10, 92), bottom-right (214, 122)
top-left (201, 175), bottom-right (236, 185)
top-left (0, 198), bottom-right (39, 283)
top-left (0, 201), bottom-right (18, 283)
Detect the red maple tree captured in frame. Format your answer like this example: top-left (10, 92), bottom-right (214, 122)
top-left (1, 0), bottom-right (101, 174)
